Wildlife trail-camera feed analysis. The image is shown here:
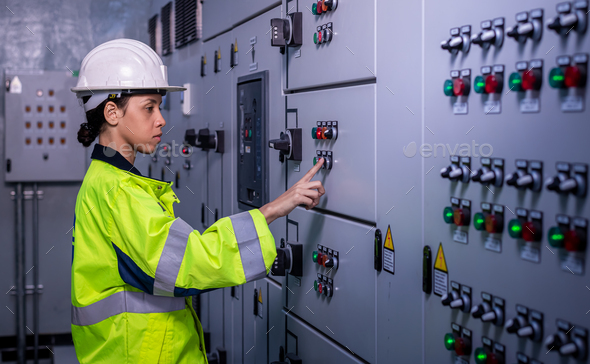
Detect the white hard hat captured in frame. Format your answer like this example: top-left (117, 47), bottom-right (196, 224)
top-left (71, 38), bottom-right (185, 112)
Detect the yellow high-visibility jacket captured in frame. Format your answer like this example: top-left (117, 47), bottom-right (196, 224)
top-left (71, 144), bottom-right (277, 363)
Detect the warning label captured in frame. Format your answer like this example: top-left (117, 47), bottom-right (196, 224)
top-left (433, 243), bottom-right (448, 296)
top-left (383, 225), bottom-right (395, 274)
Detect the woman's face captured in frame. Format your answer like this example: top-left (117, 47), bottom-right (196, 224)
top-left (117, 94), bottom-right (165, 156)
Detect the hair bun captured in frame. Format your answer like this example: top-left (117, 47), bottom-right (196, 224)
top-left (77, 122), bottom-right (97, 147)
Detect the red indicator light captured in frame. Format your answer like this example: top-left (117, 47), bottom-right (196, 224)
top-left (522, 69), bottom-right (541, 91)
top-left (564, 230), bottom-right (586, 252)
top-left (565, 65), bottom-right (586, 88)
top-left (453, 78), bottom-right (466, 96)
top-left (485, 74), bottom-right (501, 94)
top-left (522, 221), bottom-right (540, 242)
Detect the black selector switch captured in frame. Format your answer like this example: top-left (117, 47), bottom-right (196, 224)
top-left (269, 128), bottom-right (302, 162)
top-left (271, 242), bottom-right (303, 277)
top-left (270, 13), bottom-right (303, 49)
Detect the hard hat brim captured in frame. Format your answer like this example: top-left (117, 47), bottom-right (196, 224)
top-left (71, 86), bottom-right (186, 92)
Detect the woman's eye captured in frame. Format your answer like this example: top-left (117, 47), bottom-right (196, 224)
top-left (146, 107), bottom-right (153, 112)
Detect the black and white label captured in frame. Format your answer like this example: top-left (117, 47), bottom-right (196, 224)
top-left (453, 102), bottom-right (468, 115)
top-left (485, 236), bottom-right (502, 253)
top-left (453, 230), bottom-right (468, 244)
top-left (484, 100), bottom-right (501, 114)
top-left (520, 98), bottom-right (540, 113)
top-left (433, 269), bottom-right (448, 296)
top-left (521, 242), bottom-right (540, 263)
top-left (562, 95), bottom-right (584, 112)
top-left (561, 253), bottom-right (584, 275)
top-left (383, 247), bottom-right (395, 274)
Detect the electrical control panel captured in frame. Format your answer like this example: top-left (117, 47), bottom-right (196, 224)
top-left (237, 71), bottom-right (269, 210)
top-left (4, 70), bottom-right (87, 181)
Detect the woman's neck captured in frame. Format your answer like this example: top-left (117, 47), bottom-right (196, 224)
top-left (98, 135), bottom-right (136, 165)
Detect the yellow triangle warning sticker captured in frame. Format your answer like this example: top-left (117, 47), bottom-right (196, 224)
top-left (434, 243), bottom-right (447, 272)
top-left (384, 225), bottom-right (394, 251)
top-left (258, 288), bottom-right (263, 304)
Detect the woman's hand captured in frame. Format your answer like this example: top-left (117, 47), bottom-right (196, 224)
top-left (259, 158), bottom-right (326, 224)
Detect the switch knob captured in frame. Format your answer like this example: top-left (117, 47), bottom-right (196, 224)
top-left (450, 293), bottom-right (471, 313)
top-left (559, 174), bottom-right (587, 197)
top-left (441, 291), bottom-right (459, 306)
top-left (481, 306), bottom-right (504, 326)
top-left (472, 167), bottom-right (502, 187)
top-left (559, 337), bottom-right (588, 359)
top-left (505, 316), bottom-right (527, 334)
top-left (548, 10), bottom-right (587, 35)
top-left (269, 129), bottom-right (302, 162)
top-left (471, 302), bottom-right (491, 319)
top-left (506, 170), bottom-right (526, 187)
top-left (544, 331), bottom-right (569, 351)
top-left (441, 164), bottom-right (470, 183)
top-left (516, 320), bottom-right (542, 341)
top-left (472, 29), bottom-right (498, 47)
top-left (323, 127), bottom-right (336, 140)
top-left (323, 283), bottom-right (333, 297)
top-left (546, 173), bottom-right (568, 193)
top-left (323, 256), bottom-right (338, 268)
top-left (441, 36), bottom-right (464, 52)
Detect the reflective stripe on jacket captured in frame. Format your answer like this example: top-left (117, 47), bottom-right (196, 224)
top-left (71, 144), bottom-right (276, 363)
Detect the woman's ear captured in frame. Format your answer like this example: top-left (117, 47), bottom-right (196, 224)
top-left (104, 101), bottom-right (120, 126)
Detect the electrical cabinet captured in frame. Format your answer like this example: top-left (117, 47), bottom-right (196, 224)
top-left (4, 70), bottom-right (87, 182)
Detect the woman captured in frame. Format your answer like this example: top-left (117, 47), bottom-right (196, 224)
top-left (70, 39), bottom-right (325, 363)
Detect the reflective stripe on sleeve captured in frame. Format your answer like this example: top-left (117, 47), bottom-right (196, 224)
top-left (71, 291), bottom-right (185, 326)
top-left (153, 218), bottom-right (194, 297)
top-left (230, 211), bottom-right (267, 282)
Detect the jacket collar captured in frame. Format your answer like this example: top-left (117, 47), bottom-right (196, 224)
top-left (91, 143), bottom-right (143, 176)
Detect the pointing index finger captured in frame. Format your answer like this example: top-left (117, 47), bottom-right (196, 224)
top-left (302, 158), bottom-right (324, 182)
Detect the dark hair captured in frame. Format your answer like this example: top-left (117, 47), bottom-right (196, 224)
top-left (77, 96), bottom-right (131, 147)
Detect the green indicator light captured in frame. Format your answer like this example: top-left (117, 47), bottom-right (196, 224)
top-left (313, 157), bottom-right (317, 166)
top-left (474, 212), bottom-right (486, 231)
top-left (248, 130), bottom-right (252, 138)
top-left (474, 347), bottom-right (487, 364)
top-left (312, 2), bottom-right (317, 15)
top-left (314, 32), bottom-right (318, 44)
top-left (508, 219), bottom-right (523, 239)
top-left (444, 333), bottom-right (455, 351)
top-left (312, 127), bottom-right (317, 139)
top-left (443, 79), bottom-right (454, 96)
top-left (312, 250), bottom-right (318, 263)
top-left (474, 75), bottom-right (486, 94)
top-left (548, 226), bottom-right (565, 248)
top-left (509, 72), bottom-right (522, 92)
top-left (443, 207), bottom-right (455, 224)
top-left (314, 280), bottom-right (318, 291)
top-left (549, 67), bottom-right (565, 89)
